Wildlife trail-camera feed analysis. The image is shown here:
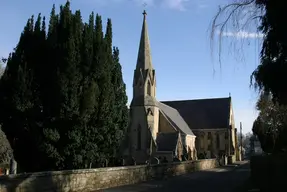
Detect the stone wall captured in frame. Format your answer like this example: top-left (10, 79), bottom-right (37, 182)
top-left (0, 159), bottom-right (219, 192)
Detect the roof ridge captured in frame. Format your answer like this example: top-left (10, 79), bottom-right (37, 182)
top-left (158, 101), bottom-right (178, 111)
top-left (161, 97), bottom-right (231, 103)
top-left (157, 132), bottom-right (178, 135)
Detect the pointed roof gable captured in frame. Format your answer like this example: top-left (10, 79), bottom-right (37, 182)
top-left (136, 10), bottom-right (153, 70)
top-left (158, 102), bottom-right (195, 136)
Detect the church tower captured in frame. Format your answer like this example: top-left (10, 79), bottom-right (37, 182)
top-left (129, 10), bottom-right (159, 164)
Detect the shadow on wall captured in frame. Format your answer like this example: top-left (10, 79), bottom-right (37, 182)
top-left (144, 159), bottom-right (219, 180)
top-left (105, 167), bottom-right (241, 192)
top-left (0, 171), bottom-right (72, 192)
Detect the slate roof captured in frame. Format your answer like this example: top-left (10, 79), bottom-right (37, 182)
top-left (161, 97), bottom-right (231, 130)
top-left (156, 132), bottom-right (179, 151)
top-left (157, 102), bottom-right (195, 136)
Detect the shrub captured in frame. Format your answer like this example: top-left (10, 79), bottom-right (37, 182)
top-left (0, 127), bottom-right (13, 165)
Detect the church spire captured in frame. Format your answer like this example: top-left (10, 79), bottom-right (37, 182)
top-left (136, 10), bottom-right (153, 70)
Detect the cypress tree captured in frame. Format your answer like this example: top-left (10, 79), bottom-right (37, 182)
top-left (102, 19), bottom-right (129, 162)
top-left (89, 14), bottom-right (106, 164)
top-left (0, 1), bottom-right (129, 171)
top-left (80, 13), bottom-right (97, 119)
top-left (51, 2), bottom-right (83, 169)
top-left (102, 18), bottom-right (116, 161)
top-left (111, 47), bottom-right (129, 158)
top-left (79, 12), bottom-right (101, 168)
top-left (94, 15), bottom-right (117, 164)
top-left (0, 14), bottom-right (47, 171)
top-left (39, 5), bottom-right (62, 171)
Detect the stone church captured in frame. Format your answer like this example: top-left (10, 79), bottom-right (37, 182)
top-left (124, 11), bottom-right (240, 164)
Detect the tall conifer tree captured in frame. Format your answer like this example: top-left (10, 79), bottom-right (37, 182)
top-left (0, 1), bottom-right (129, 171)
top-left (111, 47), bottom-right (129, 157)
top-left (0, 15), bottom-right (47, 171)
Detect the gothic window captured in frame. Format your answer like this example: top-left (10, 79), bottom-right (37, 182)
top-left (216, 134), bottom-right (220, 149)
top-left (208, 132), bottom-right (211, 139)
top-left (200, 135), bottom-right (204, 149)
top-left (137, 125), bottom-right (141, 150)
top-left (147, 81), bottom-right (151, 96)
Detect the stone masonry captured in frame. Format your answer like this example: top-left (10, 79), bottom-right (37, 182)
top-left (0, 159), bottom-right (219, 192)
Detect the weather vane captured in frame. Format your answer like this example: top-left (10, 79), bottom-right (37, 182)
top-left (143, 2), bottom-right (147, 7)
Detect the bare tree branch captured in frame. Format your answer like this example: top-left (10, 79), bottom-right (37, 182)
top-left (210, 0), bottom-right (264, 66)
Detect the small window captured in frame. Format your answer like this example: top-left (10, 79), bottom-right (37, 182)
top-left (208, 132), bottom-right (211, 139)
top-left (200, 136), bottom-right (204, 149)
top-left (147, 81), bottom-right (151, 96)
top-left (216, 134), bottom-right (220, 148)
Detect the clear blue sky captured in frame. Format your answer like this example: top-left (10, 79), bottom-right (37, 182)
top-left (0, 0), bottom-right (262, 133)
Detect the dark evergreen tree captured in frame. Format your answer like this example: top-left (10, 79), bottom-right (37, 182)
top-left (0, 1), bottom-right (129, 171)
top-left (91, 14), bottom-right (112, 164)
top-left (39, 4), bottom-right (62, 170)
top-left (111, 47), bottom-right (129, 158)
top-left (79, 12), bottom-right (101, 168)
top-left (0, 15), bottom-right (47, 172)
top-left (101, 18), bottom-right (117, 162)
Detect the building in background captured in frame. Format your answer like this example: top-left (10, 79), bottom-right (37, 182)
top-left (124, 11), bottom-right (240, 164)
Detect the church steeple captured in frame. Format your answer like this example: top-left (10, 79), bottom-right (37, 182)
top-left (127, 11), bottom-right (159, 164)
top-left (136, 10), bottom-right (153, 70)
top-left (131, 10), bottom-right (157, 106)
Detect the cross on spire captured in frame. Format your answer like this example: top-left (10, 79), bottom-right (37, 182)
top-left (135, 9), bottom-right (153, 71)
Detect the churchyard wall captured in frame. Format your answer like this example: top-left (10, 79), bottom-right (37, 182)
top-left (0, 159), bottom-right (218, 192)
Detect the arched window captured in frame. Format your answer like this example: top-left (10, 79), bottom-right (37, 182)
top-left (137, 125), bottom-right (141, 150)
top-left (216, 133), bottom-right (220, 149)
top-left (200, 135), bottom-right (204, 149)
top-left (225, 131), bottom-right (228, 139)
top-left (147, 81), bottom-right (151, 96)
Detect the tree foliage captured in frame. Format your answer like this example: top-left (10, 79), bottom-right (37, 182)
top-left (0, 127), bottom-right (13, 165)
top-left (251, 0), bottom-right (287, 104)
top-left (237, 132), bottom-right (253, 149)
top-left (0, 1), bottom-right (128, 172)
top-left (252, 93), bottom-right (287, 153)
